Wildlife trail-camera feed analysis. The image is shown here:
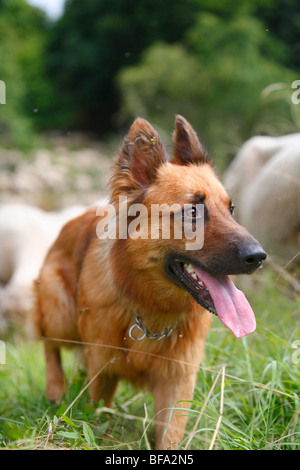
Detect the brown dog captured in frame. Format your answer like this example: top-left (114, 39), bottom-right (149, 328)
top-left (33, 116), bottom-right (266, 449)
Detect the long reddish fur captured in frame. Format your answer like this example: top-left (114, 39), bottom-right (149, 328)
top-left (33, 116), bottom-right (244, 449)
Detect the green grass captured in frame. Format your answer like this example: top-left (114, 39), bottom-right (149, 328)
top-left (0, 267), bottom-right (300, 450)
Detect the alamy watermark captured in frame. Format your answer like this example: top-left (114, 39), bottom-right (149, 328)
top-left (291, 80), bottom-right (300, 104)
top-left (0, 80), bottom-right (6, 104)
top-left (96, 197), bottom-right (204, 250)
top-left (0, 341), bottom-right (5, 365)
top-left (291, 340), bottom-right (300, 364)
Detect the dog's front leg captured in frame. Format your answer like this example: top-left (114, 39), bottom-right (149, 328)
top-left (84, 346), bottom-right (120, 407)
top-left (152, 371), bottom-right (196, 450)
top-left (44, 342), bottom-right (66, 402)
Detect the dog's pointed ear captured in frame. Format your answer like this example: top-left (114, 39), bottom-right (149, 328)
top-left (172, 115), bottom-right (210, 166)
top-left (110, 118), bottom-right (169, 203)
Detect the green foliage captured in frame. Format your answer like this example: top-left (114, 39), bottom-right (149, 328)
top-left (0, 0), bottom-right (55, 149)
top-left (118, 42), bottom-right (203, 131)
top-left (256, 0), bottom-right (300, 70)
top-left (117, 12), bottom-right (297, 169)
top-left (0, 5), bottom-right (32, 148)
top-left (0, 270), bottom-right (299, 449)
top-left (46, 0), bottom-right (203, 133)
top-left (0, 0), bottom-right (299, 151)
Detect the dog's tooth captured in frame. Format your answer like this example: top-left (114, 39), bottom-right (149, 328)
top-left (186, 264), bottom-right (194, 274)
top-left (191, 273), bottom-right (198, 280)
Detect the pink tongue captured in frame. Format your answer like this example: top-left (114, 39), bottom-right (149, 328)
top-left (193, 267), bottom-right (256, 338)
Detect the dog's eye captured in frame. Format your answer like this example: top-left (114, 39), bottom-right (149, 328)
top-left (230, 204), bottom-right (235, 217)
top-left (183, 206), bottom-right (201, 219)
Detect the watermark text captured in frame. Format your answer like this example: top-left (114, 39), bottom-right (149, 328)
top-left (96, 197), bottom-right (204, 250)
top-left (291, 80), bottom-right (300, 104)
top-left (291, 340), bottom-right (300, 364)
top-left (0, 341), bottom-right (6, 365)
top-left (0, 80), bottom-right (6, 104)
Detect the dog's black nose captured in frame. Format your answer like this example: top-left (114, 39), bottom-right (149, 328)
top-left (239, 244), bottom-right (267, 272)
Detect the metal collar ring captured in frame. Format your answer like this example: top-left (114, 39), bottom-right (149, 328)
top-left (129, 315), bottom-right (177, 342)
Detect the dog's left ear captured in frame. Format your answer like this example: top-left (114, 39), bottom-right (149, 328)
top-left (110, 118), bottom-right (169, 203)
top-left (172, 115), bottom-right (210, 166)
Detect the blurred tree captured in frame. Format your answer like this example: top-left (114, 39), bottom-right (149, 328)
top-left (118, 13), bottom-right (296, 170)
top-left (46, 0), bottom-right (300, 137)
top-left (0, 0), bottom-right (55, 149)
top-left (256, 0), bottom-right (300, 71)
top-left (117, 42), bottom-right (204, 134)
top-left (47, 0), bottom-right (205, 134)
top-left (0, 10), bottom-right (31, 149)
top-left (0, 0), bottom-right (299, 152)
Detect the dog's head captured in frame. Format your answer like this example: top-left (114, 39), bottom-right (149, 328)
top-left (109, 116), bottom-right (266, 337)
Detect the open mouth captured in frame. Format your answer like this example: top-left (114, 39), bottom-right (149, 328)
top-left (168, 260), bottom-right (257, 338)
top-left (171, 262), bottom-right (217, 315)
